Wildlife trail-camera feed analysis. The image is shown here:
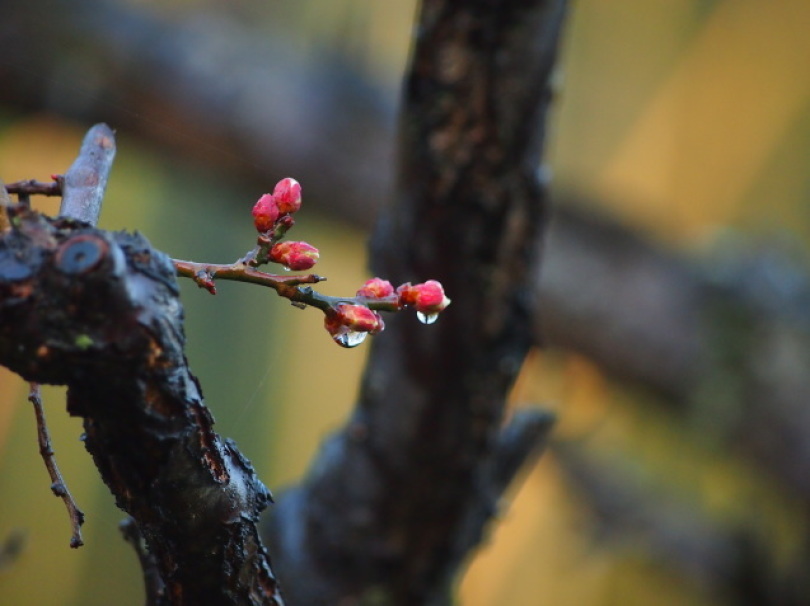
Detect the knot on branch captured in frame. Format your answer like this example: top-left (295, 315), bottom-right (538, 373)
top-left (0, 204), bottom-right (176, 386)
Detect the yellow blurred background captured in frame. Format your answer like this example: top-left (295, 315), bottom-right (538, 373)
top-left (1, 1), bottom-right (809, 604)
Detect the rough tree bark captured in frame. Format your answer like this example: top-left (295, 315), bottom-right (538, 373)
top-left (0, 127), bottom-right (283, 605)
top-left (265, 1), bottom-right (566, 604)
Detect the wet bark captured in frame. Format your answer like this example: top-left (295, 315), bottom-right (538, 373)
top-left (0, 128), bottom-right (283, 606)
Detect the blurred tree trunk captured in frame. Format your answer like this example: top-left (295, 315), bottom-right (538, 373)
top-left (265, 1), bottom-right (566, 603)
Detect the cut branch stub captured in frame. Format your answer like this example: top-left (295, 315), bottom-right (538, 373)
top-left (59, 123), bottom-right (116, 225)
top-left (0, 204), bottom-right (283, 605)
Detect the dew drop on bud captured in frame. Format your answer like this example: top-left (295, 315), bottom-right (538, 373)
top-left (333, 330), bottom-right (368, 348)
top-left (416, 311), bottom-right (439, 325)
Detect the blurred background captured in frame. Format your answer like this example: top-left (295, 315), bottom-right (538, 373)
top-left (1, 0), bottom-right (809, 604)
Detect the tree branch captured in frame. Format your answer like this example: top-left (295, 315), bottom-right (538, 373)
top-left (539, 200), bottom-right (810, 502)
top-left (0, 134), bottom-right (284, 604)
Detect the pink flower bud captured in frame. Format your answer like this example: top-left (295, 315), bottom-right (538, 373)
top-left (323, 304), bottom-right (385, 346)
top-left (273, 178), bottom-right (302, 215)
top-left (342, 304), bottom-right (384, 333)
top-left (397, 280), bottom-right (451, 314)
top-left (323, 311), bottom-right (345, 340)
top-left (269, 241), bottom-right (319, 271)
top-left (356, 277), bottom-right (395, 299)
top-left (252, 194), bottom-right (280, 232)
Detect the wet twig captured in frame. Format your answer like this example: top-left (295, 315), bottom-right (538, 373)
top-left (28, 383), bottom-right (85, 549)
top-left (4, 179), bottom-right (62, 199)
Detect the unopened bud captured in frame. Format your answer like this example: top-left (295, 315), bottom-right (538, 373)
top-left (273, 178), bottom-right (302, 215)
top-left (252, 194), bottom-right (280, 232)
top-left (356, 277), bottom-right (395, 299)
top-left (330, 304), bottom-right (385, 334)
top-left (269, 241), bottom-right (319, 271)
top-left (397, 280), bottom-right (451, 314)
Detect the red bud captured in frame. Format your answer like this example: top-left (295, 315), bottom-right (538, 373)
top-left (269, 241), bottom-right (319, 271)
top-left (273, 178), bottom-right (302, 215)
top-left (252, 194), bottom-right (280, 232)
top-left (356, 277), bottom-right (395, 299)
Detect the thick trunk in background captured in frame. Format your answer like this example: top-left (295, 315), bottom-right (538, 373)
top-left (266, 2), bottom-right (566, 604)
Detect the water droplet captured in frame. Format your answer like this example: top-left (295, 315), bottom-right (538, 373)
top-left (282, 266), bottom-right (291, 272)
top-left (333, 330), bottom-right (368, 348)
top-left (416, 311), bottom-right (439, 325)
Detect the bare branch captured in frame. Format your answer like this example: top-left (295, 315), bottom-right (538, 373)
top-left (4, 180), bottom-right (62, 198)
top-left (28, 383), bottom-right (85, 549)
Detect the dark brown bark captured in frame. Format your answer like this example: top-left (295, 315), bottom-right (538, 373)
top-left (265, 2), bottom-right (566, 604)
top-left (0, 130), bottom-right (283, 605)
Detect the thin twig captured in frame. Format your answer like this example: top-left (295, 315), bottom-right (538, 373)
top-left (4, 178), bottom-right (62, 198)
top-left (173, 258), bottom-right (401, 312)
top-left (173, 258), bottom-right (325, 295)
top-left (28, 383), bottom-right (85, 549)
top-left (120, 518), bottom-right (167, 606)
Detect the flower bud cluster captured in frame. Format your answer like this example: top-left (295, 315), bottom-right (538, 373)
top-left (250, 178), bottom-right (319, 271)
top-left (322, 278), bottom-right (450, 346)
top-left (245, 180), bottom-right (450, 348)
top-left (252, 178), bottom-right (303, 233)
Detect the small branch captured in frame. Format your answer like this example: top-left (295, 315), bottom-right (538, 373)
top-left (120, 518), bottom-right (167, 606)
top-left (173, 258), bottom-right (401, 312)
top-left (28, 383), bottom-right (85, 549)
top-left (59, 123), bottom-right (116, 225)
top-left (173, 258), bottom-right (324, 295)
top-left (490, 409), bottom-right (556, 493)
top-left (4, 179), bottom-right (63, 198)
